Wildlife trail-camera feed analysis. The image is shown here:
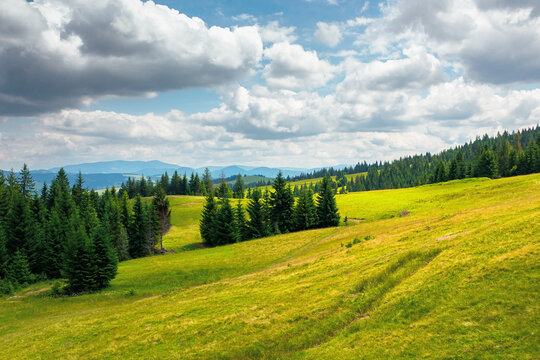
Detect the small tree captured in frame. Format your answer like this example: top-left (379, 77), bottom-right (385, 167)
top-left (293, 188), bottom-right (318, 231)
top-left (152, 186), bottom-right (171, 253)
top-left (234, 201), bottom-right (248, 242)
top-left (92, 224), bottom-right (118, 290)
top-left (233, 174), bottom-right (245, 199)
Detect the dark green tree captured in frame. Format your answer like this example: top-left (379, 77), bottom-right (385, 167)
top-left (6, 250), bottom-right (32, 286)
top-left (246, 189), bottom-right (267, 239)
top-left (128, 196), bottom-right (150, 258)
top-left (233, 174), bottom-right (245, 199)
top-left (152, 186), bottom-right (171, 253)
top-left (269, 172), bottom-right (295, 233)
top-left (91, 224), bottom-right (118, 289)
top-left (293, 188), bottom-right (318, 231)
top-left (200, 191), bottom-right (217, 246)
top-left (475, 149), bottom-right (499, 178)
top-left (316, 175), bottom-right (340, 227)
top-left (19, 163), bottom-right (35, 199)
top-left (234, 201), bottom-right (248, 242)
top-left (213, 198), bottom-right (236, 245)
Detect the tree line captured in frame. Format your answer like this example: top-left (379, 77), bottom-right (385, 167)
top-left (0, 167), bottom-right (170, 295)
top-left (199, 173), bottom-right (340, 247)
top-left (288, 126), bottom-right (540, 193)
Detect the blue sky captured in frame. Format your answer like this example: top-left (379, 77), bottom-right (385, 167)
top-left (1, 0), bottom-right (539, 169)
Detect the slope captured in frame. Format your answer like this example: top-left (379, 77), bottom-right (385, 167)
top-left (0, 174), bottom-right (538, 359)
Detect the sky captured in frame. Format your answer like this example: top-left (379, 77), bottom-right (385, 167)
top-left (1, 0), bottom-right (540, 170)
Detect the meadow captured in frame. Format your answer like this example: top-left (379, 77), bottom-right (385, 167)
top-left (0, 174), bottom-right (538, 359)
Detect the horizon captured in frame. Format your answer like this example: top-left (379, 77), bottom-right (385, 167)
top-left (1, 0), bottom-right (540, 169)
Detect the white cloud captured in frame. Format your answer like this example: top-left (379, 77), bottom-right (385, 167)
top-left (315, 22), bottom-right (343, 47)
top-left (263, 42), bottom-right (337, 89)
top-left (256, 21), bottom-right (297, 43)
top-left (0, 0), bottom-right (263, 116)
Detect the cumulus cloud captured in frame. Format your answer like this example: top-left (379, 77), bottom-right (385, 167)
top-left (256, 21), bottom-right (297, 43)
top-left (263, 42), bottom-right (337, 89)
top-left (315, 22), bottom-right (342, 47)
top-left (0, 0), bottom-right (263, 116)
top-left (355, 0), bottom-right (540, 84)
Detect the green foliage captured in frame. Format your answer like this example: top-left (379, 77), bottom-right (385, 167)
top-left (316, 175), bottom-right (340, 227)
top-left (91, 224), bottom-right (118, 290)
top-left (475, 148), bottom-right (499, 178)
top-left (269, 172), bottom-right (295, 233)
top-left (232, 174), bottom-right (245, 199)
top-left (234, 201), bottom-right (249, 242)
top-left (128, 196), bottom-right (150, 259)
top-left (293, 188), bottom-right (318, 231)
top-left (6, 250), bottom-right (33, 286)
top-left (213, 198), bottom-right (236, 246)
top-left (246, 188), bottom-right (268, 239)
top-left (200, 191), bottom-right (217, 246)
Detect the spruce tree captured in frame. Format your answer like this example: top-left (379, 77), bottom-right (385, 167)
top-left (234, 201), bottom-right (248, 242)
top-left (316, 175), bottom-right (340, 227)
top-left (293, 188), bottom-right (318, 231)
top-left (152, 186), bottom-right (170, 253)
top-left (233, 174), bottom-right (245, 199)
top-left (5, 192), bottom-right (33, 255)
top-left (202, 168), bottom-right (213, 193)
top-left (128, 196), bottom-right (150, 258)
top-left (63, 217), bottom-right (97, 293)
top-left (0, 226), bottom-right (9, 279)
top-left (475, 149), bottom-right (499, 178)
top-left (269, 172), bottom-right (295, 233)
top-left (246, 189), bottom-right (267, 239)
top-left (6, 250), bottom-right (32, 286)
top-left (19, 163), bottom-right (35, 199)
top-left (91, 224), bottom-right (118, 289)
top-left (213, 198), bottom-right (236, 245)
top-left (200, 191), bottom-right (217, 246)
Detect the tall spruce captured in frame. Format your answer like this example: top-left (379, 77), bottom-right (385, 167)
top-left (234, 201), bottom-right (248, 242)
top-left (316, 175), bottom-right (340, 227)
top-left (153, 186), bottom-right (171, 253)
top-left (18, 164), bottom-right (35, 199)
top-left (213, 198), bottom-right (236, 246)
top-left (200, 191), bottom-right (217, 246)
top-left (293, 188), bottom-right (318, 231)
top-left (128, 196), bottom-right (150, 258)
top-left (233, 174), bottom-right (245, 199)
top-left (246, 189), bottom-right (267, 239)
top-left (91, 224), bottom-right (118, 289)
top-left (269, 172), bottom-right (295, 233)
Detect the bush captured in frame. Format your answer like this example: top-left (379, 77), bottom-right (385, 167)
top-left (0, 278), bottom-right (14, 295)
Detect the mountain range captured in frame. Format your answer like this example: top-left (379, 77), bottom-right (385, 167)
top-left (4, 160), bottom-right (349, 190)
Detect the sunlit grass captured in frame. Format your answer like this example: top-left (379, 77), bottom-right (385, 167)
top-left (0, 174), bottom-right (538, 359)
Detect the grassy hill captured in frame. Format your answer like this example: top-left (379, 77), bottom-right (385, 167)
top-left (1, 174), bottom-right (539, 359)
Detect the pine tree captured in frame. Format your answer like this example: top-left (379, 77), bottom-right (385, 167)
top-left (19, 164), bottom-right (35, 199)
top-left (152, 186), bottom-right (170, 253)
top-left (0, 226), bottom-right (9, 279)
top-left (6, 250), bottom-right (32, 286)
top-left (246, 189), bottom-right (267, 239)
top-left (202, 168), bottom-right (213, 193)
top-left (269, 172), bottom-right (295, 233)
top-left (200, 191), bottom-right (217, 246)
top-left (293, 188), bottom-right (318, 231)
top-left (62, 216), bottom-right (97, 293)
top-left (72, 172), bottom-right (84, 207)
top-left (234, 201), bottom-right (248, 242)
top-left (213, 198), bottom-right (236, 245)
top-left (475, 149), bottom-right (499, 178)
top-left (5, 192), bottom-right (33, 255)
top-left (233, 174), bottom-right (245, 199)
top-left (91, 224), bottom-right (118, 289)
top-left (128, 196), bottom-right (150, 258)
top-left (316, 175), bottom-right (340, 227)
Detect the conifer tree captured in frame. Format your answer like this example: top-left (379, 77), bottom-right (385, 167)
top-left (475, 149), bottom-right (499, 178)
top-left (128, 196), bottom-right (150, 258)
top-left (202, 168), bottom-right (213, 193)
top-left (234, 201), bottom-right (248, 242)
top-left (6, 250), bottom-right (32, 286)
top-left (152, 186), bottom-right (170, 253)
top-left (200, 191), bottom-right (217, 246)
top-left (246, 189), bottom-right (267, 239)
top-left (269, 172), bottom-right (295, 233)
top-left (19, 163), bottom-right (35, 199)
top-left (119, 191), bottom-right (131, 230)
top-left (0, 226), bottom-right (9, 279)
top-left (293, 188), bottom-right (318, 231)
top-left (316, 175), bottom-right (340, 227)
top-left (5, 192), bottom-right (33, 255)
top-left (213, 198), bottom-right (236, 245)
top-left (62, 216), bottom-right (97, 293)
top-left (91, 224), bottom-right (118, 289)
top-left (233, 174), bottom-right (245, 199)
top-left (72, 172), bottom-right (84, 207)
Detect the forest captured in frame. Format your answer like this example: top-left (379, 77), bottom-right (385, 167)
top-left (0, 169), bottom-right (170, 295)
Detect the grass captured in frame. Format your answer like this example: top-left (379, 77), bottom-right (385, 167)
top-left (0, 174), bottom-right (539, 359)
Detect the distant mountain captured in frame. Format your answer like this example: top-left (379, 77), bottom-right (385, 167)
top-left (31, 160), bottom-right (353, 190)
top-left (49, 160), bottom-right (183, 175)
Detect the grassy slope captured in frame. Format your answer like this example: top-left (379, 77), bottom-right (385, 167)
top-left (0, 174), bottom-right (539, 359)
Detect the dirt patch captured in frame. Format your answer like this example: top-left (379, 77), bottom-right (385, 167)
top-left (7, 286), bottom-right (51, 300)
top-left (436, 233), bottom-right (459, 241)
top-left (347, 218), bottom-right (364, 223)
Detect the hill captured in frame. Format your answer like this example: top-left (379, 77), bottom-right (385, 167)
top-left (0, 174), bottom-right (538, 359)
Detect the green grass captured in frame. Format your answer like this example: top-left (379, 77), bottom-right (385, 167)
top-left (1, 174), bottom-right (539, 359)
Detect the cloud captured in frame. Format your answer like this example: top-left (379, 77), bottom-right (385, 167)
top-left (355, 0), bottom-right (540, 84)
top-left (256, 21), bottom-right (297, 43)
top-left (0, 0), bottom-right (263, 116)
top-left (232, 13), bottom-right (257, 22)
top-left (315, 22), bottom-right (342, 47)
top-left (263, 42), bottom-right (337, 89)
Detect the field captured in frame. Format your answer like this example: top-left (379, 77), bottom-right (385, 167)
top-left (0, 174), bottom-right (539, 359)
